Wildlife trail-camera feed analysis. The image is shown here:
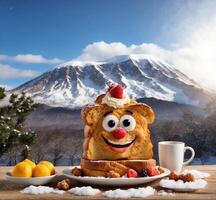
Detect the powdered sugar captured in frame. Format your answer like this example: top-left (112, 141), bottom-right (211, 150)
top-left (21, 185), bottom-right (65, 195)
top-left (160, 178), bottom-right (207, 190)
top-left (68, 186), bottom-right (101, 196)
top-left (103, 186), bottom-right (155, 198)
top-left (182, 169), bottom-right (210, 179)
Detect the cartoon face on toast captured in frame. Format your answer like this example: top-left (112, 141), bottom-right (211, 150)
top-left (81, 84), bottom-right (155, 160)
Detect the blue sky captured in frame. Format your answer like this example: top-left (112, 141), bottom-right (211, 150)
top-left (0, 0), bottom-right (216, 90)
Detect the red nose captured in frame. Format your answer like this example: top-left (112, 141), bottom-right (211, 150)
top-left (113, 127), bottom-right (126, 139)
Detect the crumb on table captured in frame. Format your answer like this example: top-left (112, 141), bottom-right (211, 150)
top-left (57, 179), bottom-right (71, 190)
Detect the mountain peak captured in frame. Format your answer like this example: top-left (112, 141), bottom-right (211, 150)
top-left (104, 54), bottom-right (164, 64)
top-left (12, 55), bottom-right (210, 108)
top-left (56, 54), bottom-right (170, 68)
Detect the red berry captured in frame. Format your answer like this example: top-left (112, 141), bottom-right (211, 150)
top-left (107, 83), bottom-right (116, 92)
top-left (109, 84), bottom-right (124, 99)
top-left (127, 169), bottom-right (139, 178)
top-left (113, 127), bottom-right (126, 139)
top-left (147, 167), bottom-right (160, 177)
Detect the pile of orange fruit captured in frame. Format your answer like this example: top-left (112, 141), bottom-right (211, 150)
top-left (12, 159), bottom-right (55, 178)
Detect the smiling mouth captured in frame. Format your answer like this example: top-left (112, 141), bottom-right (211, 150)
top-left (103, 137), bottom-right (136, 148)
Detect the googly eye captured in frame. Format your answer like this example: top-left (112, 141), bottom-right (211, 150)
top-left (102, 115), bottom-right (119, 132)
top-left (120, 115), bottom-right (136, 131)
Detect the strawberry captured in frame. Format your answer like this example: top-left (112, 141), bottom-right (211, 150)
top-left (147, 167), bottom-right (160, 177)
top-left (127, 169), bottom-right (139, 178)
top-left (109, 84), bottom-right (123, 99)
top-left (107, 83), bottom-right (116, 92)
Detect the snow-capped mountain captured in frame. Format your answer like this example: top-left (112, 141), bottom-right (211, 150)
top-left (12, 54), bottom-right (211, 108)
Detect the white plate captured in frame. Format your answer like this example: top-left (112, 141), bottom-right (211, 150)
top-left (62, 166), bottom-right (170, 186)
top-left (5, 172), bottom-right (57, 185)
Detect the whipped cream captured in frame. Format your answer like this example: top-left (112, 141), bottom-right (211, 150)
top-left (101, 91), bottom-right (130, 108)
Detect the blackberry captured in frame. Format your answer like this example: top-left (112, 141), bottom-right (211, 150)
top-left (139, 170), bottom-right (148, 177)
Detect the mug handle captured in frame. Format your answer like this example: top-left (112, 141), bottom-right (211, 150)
top-left (183, 146), bottom-right (195, 165)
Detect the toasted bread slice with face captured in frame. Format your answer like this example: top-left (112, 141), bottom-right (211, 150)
top-left (81, 99), bottom-right (155, 160)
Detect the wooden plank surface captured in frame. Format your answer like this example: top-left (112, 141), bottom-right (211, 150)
top-left (0, 165), bottom-right (215, 200)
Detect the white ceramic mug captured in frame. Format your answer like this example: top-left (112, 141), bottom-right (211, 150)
top-left (158, 141), bottom-right (195, 173)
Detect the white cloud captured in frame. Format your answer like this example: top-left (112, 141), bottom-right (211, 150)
top-left (0, 54), bottom-right (64, 64)
top-left (0, 64), bottom-right (40, 80)
top-left (159, 0), bottom-right (216, 91)
top-left (76, 42), bottom-right (169, 62)
top-left (73, 1), bottom-right (216, 91)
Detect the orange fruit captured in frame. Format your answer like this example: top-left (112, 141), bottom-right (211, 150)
top-left (12, 162), bottom-right (32, 177)
top-left (38, 161), bottom-right (55, 175)
top-left (23, 159), bottom-right (36, 169)
top-left (32, 164), bottom-right (51, 177)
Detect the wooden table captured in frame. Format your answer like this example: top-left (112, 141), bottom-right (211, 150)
top-left (0, 165), bottom-right (215, 200)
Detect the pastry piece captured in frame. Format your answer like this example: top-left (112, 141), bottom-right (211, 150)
top-left (169, 172), bottom-right (180, 181)
top-left (81, 158), bottom-right (129, 177)
top-left (82, 168), bottom-right (108, 177)
top-left (82, 168), bottom-right (121, 178)
top-left (158, 167), bottom-right (165, 174)
top-left (71, 167), bottom-right (82, 176)
top-left (169, 172), bottom-right (195, 182)
top-left (180, 173), bottom-right (195, 182)
top-left (107, 171), bottom-right (121, 178)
